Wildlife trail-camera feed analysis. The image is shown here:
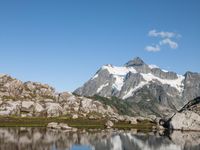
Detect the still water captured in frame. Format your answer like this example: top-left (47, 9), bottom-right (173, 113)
top-left (0, 127), bottom-right (199, 150)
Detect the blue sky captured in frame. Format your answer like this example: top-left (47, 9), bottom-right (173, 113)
top-left (0, 0), bottom-right (200, 92)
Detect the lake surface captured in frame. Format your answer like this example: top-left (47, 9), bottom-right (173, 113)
top-left (0, 127), bottom-right (200, 150)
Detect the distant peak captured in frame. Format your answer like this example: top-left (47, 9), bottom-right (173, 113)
top-left (124, 57), bottom-right (145, 67)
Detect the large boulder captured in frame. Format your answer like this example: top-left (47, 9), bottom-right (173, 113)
top-left (0, 101), bottom-right (21, 116)
top-left (125, 116), bottom-right (137, 124)
top-left (72, 114), bottom-right (78, 119)
top-left (105, 120), bottom-right (114, 128)
top-left (21, 101), bottom-right (34, 113)
top-left (170, 111), bottom-right (200, 131)
top-left (169, 97), bottom-right (200, 131)
top-left (45, 103), bottom-right (63, 117)
top-left (47, 122), bottom-right (76, 131)
top-left (47, 122), bottom-right (60, 129)
top-left (59, 123), bottom-right (73, 130)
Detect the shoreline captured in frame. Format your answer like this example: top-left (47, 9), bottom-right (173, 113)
top-left (0, 116), bottom-right (155, 131)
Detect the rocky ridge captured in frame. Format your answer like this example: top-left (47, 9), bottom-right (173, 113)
top-left (0, 74), bottom-right (140, 124)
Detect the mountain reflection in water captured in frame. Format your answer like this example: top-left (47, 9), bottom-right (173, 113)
top-left (0, 127), bottom-right (199, 150)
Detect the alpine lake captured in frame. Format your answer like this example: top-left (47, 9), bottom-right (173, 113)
top-left (0, 117), bottom-right (199, 150)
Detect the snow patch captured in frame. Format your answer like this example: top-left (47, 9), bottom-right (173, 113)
top-left (97, 83), bottom-right (109, 93)
top-left (100, 64), bottom-right (185, 99)
top-left (112, 75), bottom-right (124, 91)
top-left (91, 74), bottom-right (98, 80)
top-left (149, 64), bottom-right (159, 69)
top-left (123, 73), bottom-right (185, 99)
top-left (102, 65), bottom-right (137, 91)
top-left (149, 64), bottom-right (170, 73)
top-left (102, 65), bottom-right (137, 76)
top-left (123, 81), bottom-right (148, 99)
top-left (141, 73), bottom-right (185, 92)
top-left (162, 69), bottom-right (169, 72)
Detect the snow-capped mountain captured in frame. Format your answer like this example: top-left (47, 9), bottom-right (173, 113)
top-left (74, 57), bottom-right (200, 117)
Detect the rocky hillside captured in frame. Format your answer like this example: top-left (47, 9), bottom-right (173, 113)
top-left (74, 57), bottom-right (200, 117)
top-left (0, 74), bottom-right (136, 122)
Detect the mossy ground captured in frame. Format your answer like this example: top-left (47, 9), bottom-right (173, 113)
top-left (114, 120), bottom-right (155, 131)
top-left (0, 116), bottom-right (155, 131)
top-left (0, 116), bottom-right (104, 128)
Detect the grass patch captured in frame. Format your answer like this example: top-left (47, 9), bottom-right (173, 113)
top-left (0, 116), bottom-right (105, 128)
top-left (114, 120), bottom-right (155, 131)
top-left (0, 116), bottom-right (155, 131)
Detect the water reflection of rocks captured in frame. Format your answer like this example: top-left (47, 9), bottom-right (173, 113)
top-left (0, 128), bottom-right (199, 150)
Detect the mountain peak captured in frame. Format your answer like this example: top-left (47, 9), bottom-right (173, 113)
top-left (124, 57), bottom-right (145, 67)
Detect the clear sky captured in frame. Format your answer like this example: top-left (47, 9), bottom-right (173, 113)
top-left (0, 0), bottom-right (200, 92)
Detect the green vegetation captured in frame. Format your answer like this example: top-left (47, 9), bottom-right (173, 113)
top-left (0, 116), bottom-right (105, 128)
top-left (90, 95), bottom-right (162, 117)
top-left (0, 116), bottom-right (155, 131)
top-left (114, 120), bottom-right (155, 131)
top-left (90, 95), bottom-right (134, 116)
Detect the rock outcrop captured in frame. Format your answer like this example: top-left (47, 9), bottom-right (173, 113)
top-left (170, 111), bottom-right (200, 131)
top-left (0, 74), bottom-right (138, 123)
top-left (105, 120), bottom-right (114, 128)
top-left (169, 97), bottom-right (200, 131)
top-left (47, 122), bottom-right (77, 131)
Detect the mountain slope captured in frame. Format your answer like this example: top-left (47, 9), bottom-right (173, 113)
top-left (74, 57), bottom-right (200, 117)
